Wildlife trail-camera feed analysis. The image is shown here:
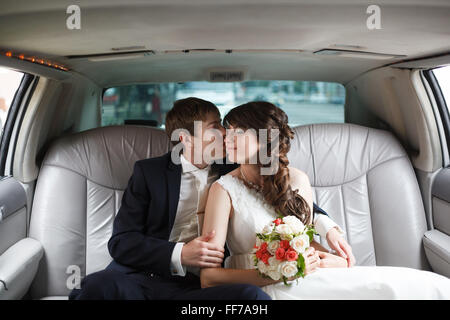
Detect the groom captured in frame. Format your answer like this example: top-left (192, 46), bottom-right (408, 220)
top-left (69, 97), bottom-right (353, 300)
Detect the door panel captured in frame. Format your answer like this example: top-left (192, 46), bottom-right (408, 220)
top-left (426, 156), bottom-right (450, 278)
top-left (432, 167), bottom-right (450, 236)
top-left (431, 168), bottom-right (450, 237)
top-left (433, 197), bottom-right (450, 236)
top-left (0, 177), bottom-right (27, 255)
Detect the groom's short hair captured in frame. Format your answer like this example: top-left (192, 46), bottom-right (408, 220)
top-left (165, 97), bottom-right (221, 146)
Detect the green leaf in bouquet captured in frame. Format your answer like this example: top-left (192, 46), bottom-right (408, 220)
top-left (282, 276), bottom-right (292, 287)
top-left (306, 225), bottom-right (318, 234)
top-left (281, 234), bottom-right (294, 241)
top-left (297, 253), bottom-right (306, 273)
top-left (270, 234), bottom-right (281, 241)
top-left (295, 268), bottom-right (305, 279)
top-left (306, 228), bottom-right (316, 242)
top-left (257, 233), bottom-right (270, 242)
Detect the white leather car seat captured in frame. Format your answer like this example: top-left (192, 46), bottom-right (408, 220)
top-left (28, 123), bottom-right (429, 299)
top-left (28, 125), bottom-right (171, 299)
top-left (288, 123), bottom-right (429, 269)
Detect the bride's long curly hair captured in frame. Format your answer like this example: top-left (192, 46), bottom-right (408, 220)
top-left (223, 101), bottom-right (311, 225)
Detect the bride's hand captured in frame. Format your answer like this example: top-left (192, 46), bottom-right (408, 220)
top-left (304, 247), bottom-right (321, 275)
top-left (317, 251), bottom-right (348, 268)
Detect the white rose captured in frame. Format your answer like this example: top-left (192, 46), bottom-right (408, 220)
top-left (262, 223), bottom-right (275, 235)
top-left (275, 224), bottom-right (293, 240)
top-left (267, 269), bottom-right (281, 281)
top-left (282, 215), bottom-right (305, 234)
top-left (279, 261), bottom-right (298, 278)
top-left (257, 260), bottom-right (268, 274)
top-left (290, 234), bottom-right (310, 254)
top-left (267, 240), bottom-right (280, 255)
top-left (268, 256), bottom-right (281, 270)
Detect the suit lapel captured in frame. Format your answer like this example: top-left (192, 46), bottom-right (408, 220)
top-left (166, 154), bottom-right (182, 231)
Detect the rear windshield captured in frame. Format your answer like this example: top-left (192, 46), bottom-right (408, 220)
top-left (102, 81), bottom-right (345, 128)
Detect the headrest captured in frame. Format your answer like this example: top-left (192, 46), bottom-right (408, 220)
top-left (41, 125), bottom-right (171, 190)
top-left (288, 123), bottom-right (407, 187)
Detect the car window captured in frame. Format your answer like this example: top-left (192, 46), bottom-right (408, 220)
top-left (102, 81), bottom-right (345, 129)
top-left (433, 65), bottom-right (450, 113)
top-left (0, 67), bottom-right (24, 140)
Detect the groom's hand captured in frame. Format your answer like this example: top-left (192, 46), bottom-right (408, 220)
top-left (326, 227), bottom-right (356, 267)
top-left (317, 251), bottom-right (348, 268)
top-left (180, 230), bottom-right (225, 268)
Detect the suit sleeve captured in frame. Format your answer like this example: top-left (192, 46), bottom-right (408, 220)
top-left (108, 161), bottom-right (176, 277)
top-left (313, 202), bottom-right (329, 217)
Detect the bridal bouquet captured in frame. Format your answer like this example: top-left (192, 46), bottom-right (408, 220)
top-left (252, 215), bottom-right (316, 286)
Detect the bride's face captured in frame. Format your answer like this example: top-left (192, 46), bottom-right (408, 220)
top-left (225, 125), bottom-right (260, 164)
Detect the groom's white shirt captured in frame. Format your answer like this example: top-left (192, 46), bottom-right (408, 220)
top-left (169, 154), bottom-right (344, 277)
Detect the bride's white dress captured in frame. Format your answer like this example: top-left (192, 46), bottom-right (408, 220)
top-left (215, 174), bottom-right (450, 300)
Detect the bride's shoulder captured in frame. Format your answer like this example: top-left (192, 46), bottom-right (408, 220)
top-left (287, 166), bottom-right (307, 177)
top-left (209, 176), bottom-right (234, 206)
top-left (212, 168), bottom-right (242, 195)
top-left (287, 166), bottom-right (311, 187)
top-left (226, 167), bottom-right (241, 178)
top-left (212, 171), bottom-right (236, 190)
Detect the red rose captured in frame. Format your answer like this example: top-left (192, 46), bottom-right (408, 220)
top-left (255, 249), bottom-right (263, 259)
top-left (273, 218), bottom-right (282, 226)
top-left (286, 249), bottom-right (298, 261)
top-left (275, 247), bottom-right (286, 261)
top-left (260, 242), bottom-right (268, 252)
top-left (262, 253), bottom-right (271, 265)
top-left (280, 240), bottom-right (290, 249)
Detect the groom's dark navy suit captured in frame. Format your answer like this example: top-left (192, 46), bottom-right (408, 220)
top-left (69, 152), bottom-right (328, 300)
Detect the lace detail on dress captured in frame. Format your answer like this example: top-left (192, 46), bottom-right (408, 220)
top-left (215, 174), bottom-right (278, 269)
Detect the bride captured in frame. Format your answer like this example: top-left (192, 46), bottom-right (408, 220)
top-left (199, 101), bottom-right (450, 299)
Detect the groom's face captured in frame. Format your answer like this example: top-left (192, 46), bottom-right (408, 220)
top-left (190, 112), bottom-right (226, 164)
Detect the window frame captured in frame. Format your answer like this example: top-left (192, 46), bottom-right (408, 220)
top-left (423, 69), bottom-right (450, 164)
top-left (0, 72), bottom-right (37, 176)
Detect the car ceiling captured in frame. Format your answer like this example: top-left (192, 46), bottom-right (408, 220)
top-left (0, 0), bottom-right (449, 86)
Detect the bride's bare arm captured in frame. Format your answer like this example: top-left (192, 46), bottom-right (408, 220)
top-left (288, 167), bottom-right (313, 224)
top-left (200, 181), bottom-right (280, 288)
